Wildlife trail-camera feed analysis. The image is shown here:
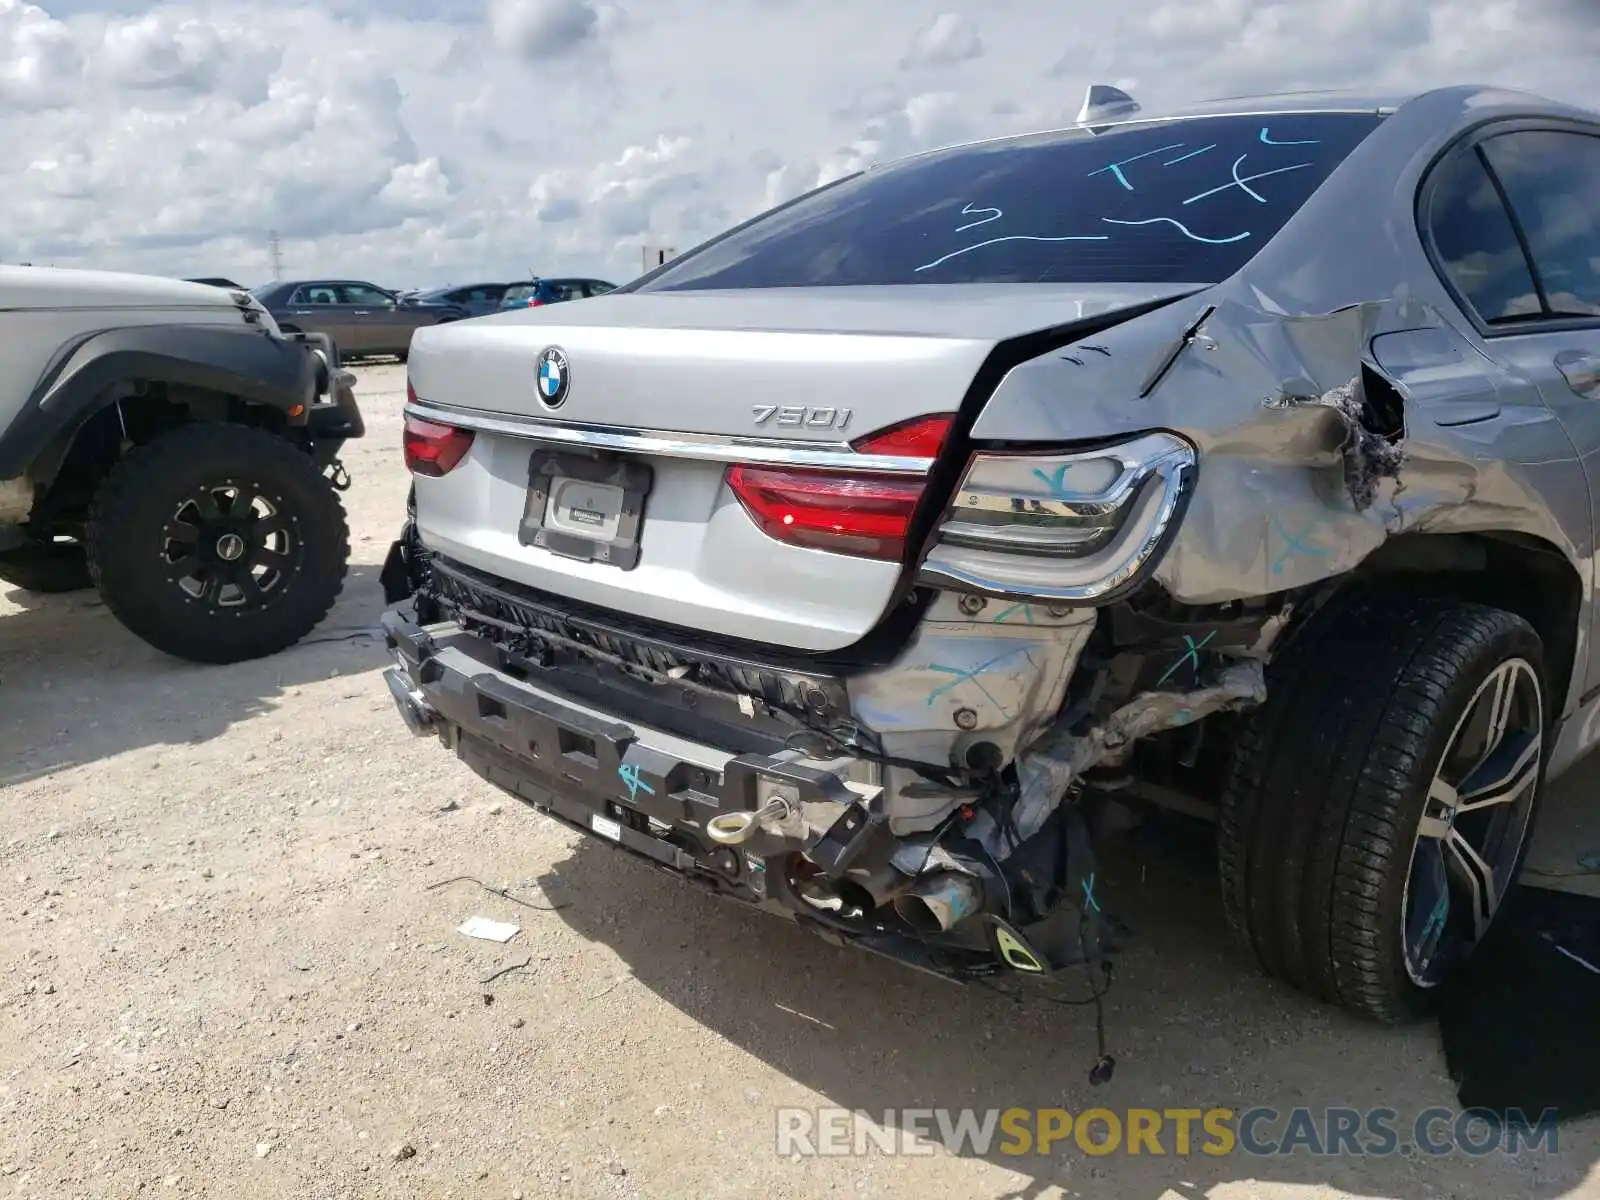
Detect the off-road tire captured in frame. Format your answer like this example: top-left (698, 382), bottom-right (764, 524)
top-left (86, 424), bottom-right (349, 664)
top-left (1216, 590), bottom-right (1546, 1024)
top-left (0, 540), bottom-right (92, 594)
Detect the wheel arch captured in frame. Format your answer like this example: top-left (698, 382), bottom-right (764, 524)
top-left (0, 323), bottom-right (319, 488)
top-left (4, 325), bottom-right (323, 538)
top-left (1344, 530), bottom-right (1584, 720)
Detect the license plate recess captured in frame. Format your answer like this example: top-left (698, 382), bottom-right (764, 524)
top-left (518, 449), bottom-right (653, 570)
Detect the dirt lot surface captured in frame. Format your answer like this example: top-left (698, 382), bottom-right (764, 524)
top-left (3, 363), bottom-right (1598, 1199)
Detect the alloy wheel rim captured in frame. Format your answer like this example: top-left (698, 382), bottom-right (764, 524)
top-left (160, 481), bottom-right (301, 611)
top-left (1400, 656), bottom-right (1542, 988)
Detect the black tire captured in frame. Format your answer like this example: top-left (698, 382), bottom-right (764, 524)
top-left (1217, 590), bottom-right (1547, 1024)
top-left (0, 540), bottom-right (93, 594)
top-left (85, 424), bottom-right (349, 664)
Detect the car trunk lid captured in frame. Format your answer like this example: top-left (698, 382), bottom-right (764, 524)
top-left (404, 282), bottom-right (1199, 652)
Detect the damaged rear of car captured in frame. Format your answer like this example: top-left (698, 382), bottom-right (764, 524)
top-left (381, 85), bottom-right (1600, 1025)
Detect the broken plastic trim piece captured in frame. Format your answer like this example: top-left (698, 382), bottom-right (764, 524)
top-left (918, 431), bottom-right (1197, 602)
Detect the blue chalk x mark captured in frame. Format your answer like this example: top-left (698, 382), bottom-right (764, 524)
top-left (1082, 872), bottom-right (1102, 913)
top-left (617, 763), bottom-right (654, 803)
top-left (1183, 156), bottom-right (1313, 206)
top-left (1088, 143), bottom-right (1187, 190)
top-left (1156, 630), bottom-right (1217, 686)
top-left (1031, 462), bottom-right (1083, 496)
top-left (1259, 125), bottom-right (1320, 146)
top-left (1101, 216), bottom-right (1250, 245)
top-left (992, 602), bottom-right (1036, 625)
top-left (926, 647), bottom-right (1029, 717)
top-left (955, 202), bottom-right (1003, 232)
top-left (1164, 144), bottom-right (1216, 166)
top-left (915, 234), bottom-right (1109, 273)
top-left (1270, 511), bottom-right (1331, 575)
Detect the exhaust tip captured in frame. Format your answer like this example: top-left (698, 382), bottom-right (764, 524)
top-left (384, 667), bottom-right (436, 737)
top-left (892, 871), bottom-right (984, 934)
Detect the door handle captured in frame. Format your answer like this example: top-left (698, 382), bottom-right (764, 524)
top-left (352, 310), bottom-right (371, 316)
top-left (1555, 350), bottom-right (1600, 401)
top-left (292, 310), bottom-right (311, 316)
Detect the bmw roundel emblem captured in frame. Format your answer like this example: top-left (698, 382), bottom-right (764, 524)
top-left (536, 346), bottom-right (570, 408)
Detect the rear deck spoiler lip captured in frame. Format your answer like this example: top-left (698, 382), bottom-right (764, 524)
top-left (403, 396), bottom-right (937, 475)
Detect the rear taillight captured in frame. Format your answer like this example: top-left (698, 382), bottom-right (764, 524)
top-left (725, 414), bottom-right (953, 562)
top-left (527, 297), bottom-right (545, 307)
top-left (919, 431), bottom-right (1197, 602)
top-left (403, 414), bottom-right (474, 477)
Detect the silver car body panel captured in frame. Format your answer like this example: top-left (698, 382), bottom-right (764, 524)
top-left (404, 83), bottom-right (1600, 791)
top-left (969, 85), bottom-right (1600, 779)
top-left (406, 283), bottom-right (1197, 651)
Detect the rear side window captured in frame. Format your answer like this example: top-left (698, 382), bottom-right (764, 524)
top-left (1480, 130), bottom-right (1600, 318)
top-left (1423, 147), bottom-right (1542, 323)
top-left (638, 112), bottom-right (1383, 290)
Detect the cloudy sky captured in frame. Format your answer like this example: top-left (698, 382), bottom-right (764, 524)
top-left (3, 0), bottom-right (1597, 289)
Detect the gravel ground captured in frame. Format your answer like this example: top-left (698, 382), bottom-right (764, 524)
top-left (2, 363), bottom-right (1598, 1199)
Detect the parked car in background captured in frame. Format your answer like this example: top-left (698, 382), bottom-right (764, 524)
top-left (251, 279), bottom-right (466, 360)
top-left (403, 283), bottom-right (513, 319)
top-left (185, 277), bottom-right (245, 289)
top-left (498, 278), bottom-right (616, 310)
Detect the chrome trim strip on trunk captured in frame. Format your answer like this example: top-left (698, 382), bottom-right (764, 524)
top-left (405, 398), bottom-right (936, 474)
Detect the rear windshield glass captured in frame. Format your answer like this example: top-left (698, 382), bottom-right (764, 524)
top-left (640, 112), bottom-right (1383, 291)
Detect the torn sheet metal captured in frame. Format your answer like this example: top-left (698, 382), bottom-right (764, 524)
top-left (997, 661), bottom-right (1267, 850)
top-left (847, 592), bottom-right (1096, 834)
top-left (967, 278), bottom-right (1586, 621)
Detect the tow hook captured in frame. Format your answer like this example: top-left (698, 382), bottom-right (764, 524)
top-left (384, 667), bottom-right (437, 736)
top-left (327, 460), bottom-right (352, 491)
top-left (706, 796), bottom-right (793, 846)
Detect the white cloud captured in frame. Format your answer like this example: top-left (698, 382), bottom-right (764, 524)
top-left (488, 0), bottom-right (601, 61)
top-left (900, 12), bottom-right (983, 70)
top-left (0, 0), bottom-right (1595, 287)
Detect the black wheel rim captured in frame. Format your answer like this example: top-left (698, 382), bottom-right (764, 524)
top-left (1401, 656), bottom-right (1542, 987)
top-left (160, 480), bottom-right (302, 612)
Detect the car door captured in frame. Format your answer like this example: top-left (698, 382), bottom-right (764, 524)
top-left (284, 283), bottom-right (354, 347)
top-left (1419, 122), bottom-right (1600, 697)
top-left (464, 285), bottom-right (507, 316)
top-left (338, 282), bottom-right (408, 355)
top-left (1480, 128), bottom-right (1600, 698)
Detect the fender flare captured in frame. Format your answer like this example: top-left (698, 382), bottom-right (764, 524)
top-left (0, 323), bottom-right (320, 481)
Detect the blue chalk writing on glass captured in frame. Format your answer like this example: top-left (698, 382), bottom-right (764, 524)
top-left (1101, 216), bottom-right (1250, 245)
top-left (1184, 156), bottom-right (1313, 206)
top-left (1156, 630), bottom-right (1216, 686)
top-left (617, 763), bottom-right (655, 803)
top-left (1088, 143), bottom-right (1187, 191)
top-left (1259, 125), bottom-right (1319, 146)
top-left (925, 647), bottom-right (1029, 716)
top-left (1164, 144), bottom-right (1216, 166)
top-left (955, 202), bottom-right (1003, 232)
top-left (1269, 511), bottom-right (1331, 574)
top-left (915, 234), bottom-right (1109, 273)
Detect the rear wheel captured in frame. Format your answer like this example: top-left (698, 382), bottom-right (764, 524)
top-left (1217, 591), bottom-right (1546, 1023)
top-left (86, 424), bottom-right (350, 664)
top-left (0, 540), bottom-right (92, 594)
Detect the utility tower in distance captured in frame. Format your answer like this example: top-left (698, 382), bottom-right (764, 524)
top-left (267, 230), bottom-right (284, 280)
top-left (641, 246), bottom-right (677, 275)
